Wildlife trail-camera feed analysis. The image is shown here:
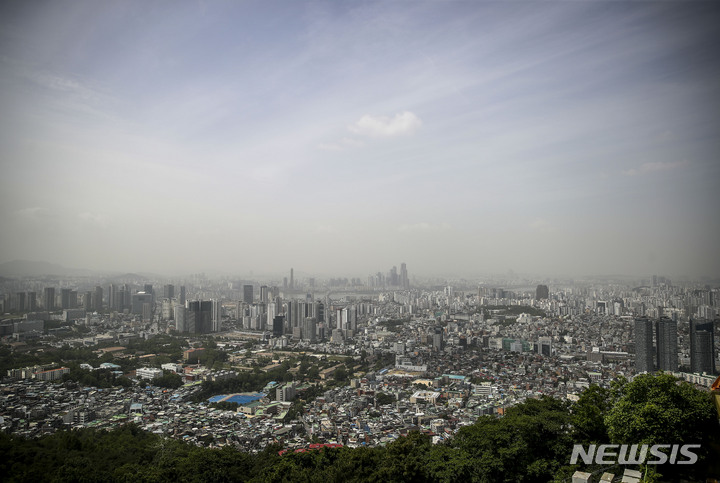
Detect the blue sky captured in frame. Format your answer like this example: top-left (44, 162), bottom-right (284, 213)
top-left (1, 1), bottom-right (718, 279)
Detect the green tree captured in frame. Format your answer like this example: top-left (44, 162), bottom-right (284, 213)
top-left (571, 385), bottom-right (612, 444)
top-left (605, 373), bottom-right (717, 479)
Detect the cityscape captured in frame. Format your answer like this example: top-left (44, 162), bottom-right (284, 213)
top-left (1, 263), bottom-right (719, 480)
top-left (1, 0), bottom-right (720, 481)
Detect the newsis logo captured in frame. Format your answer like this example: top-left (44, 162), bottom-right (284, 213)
top-left (570, 444), bottom-right (701, 466)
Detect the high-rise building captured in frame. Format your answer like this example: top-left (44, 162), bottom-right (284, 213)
top-left (94, 286), bottom-right (103, 311)
top-left (13, 292), bottom-right (26, 312)
top-left (303, 317), bottom-right (317, 343)
top-left (131, 292), bottom-right (154, 315)
top-left (179, 286), bottom-right (186, 305)
top-left (25, 292), bottom-right (37, 312)
top-left (108, 284), bottom-right (118, 311)
top-left (690, 318), bottom-right (715, 374)
top-left (83, 291), bottom-right (92, 310)
top-left (163, 284), bottom-right (175, 300)
top-left (432, 327), bottom-right (444, 351)
top-left (61, 289), bottom-right (73, 310)
top-left (175, 305), bottom-right (187, 332)
top-left (536, 285), bottom-right (549, 300)
top-left (260, 285), bottom-right (268, 304)
top-left (186, 300), bottom-right (213, 334)
top-left (272, 315), bottom-right (285, 337)
top-left (655, 317), bottom-right (677, 372)
top-left (290, 268), bottom-right (294, 290)
top-left (243, 285), bottom-right (253, 304)
top-left (43, 287), bottom-right (56, 311)
top-left (400, 263), bottom-right (409, 290)
top-left (634, 317), bottom-right (654, 373)
top-left (538, 336), bottom-right (552, 356)
top-left (211, 300), bottom-right (222, 332)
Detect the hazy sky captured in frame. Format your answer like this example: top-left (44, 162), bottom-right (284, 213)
top-left (1, 1), bottom-right (718, 279)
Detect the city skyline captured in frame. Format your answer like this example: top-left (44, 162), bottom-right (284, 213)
top-left (1, 1), bottom-right (719, 279)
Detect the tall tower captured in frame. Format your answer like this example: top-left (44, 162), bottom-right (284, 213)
top-left (187, 300), bottom-right (213, 334)
top-left (400, 263), bottom-right (409, 290)
top-left (690, 319), bottom-right (715, 374)
top-left (290, 268), bottom-right (294, 290)
top-left (43, 287), bottom-right (56, 311)
top-left (655, 317), bottom-right (677, 372)
top-left (433, 326), bottom-right (444, 351)
top-left (94, 286), bottom-right (103, 311)
top-left (634, 317), bottom-right (654, 373)
top-left (61, 288), bottom-right (72, 310)
top-left (243, 285), bottom-right (253, 304)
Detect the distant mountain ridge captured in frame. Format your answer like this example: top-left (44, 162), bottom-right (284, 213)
top-left (0, 260), bottom-right (95, 277)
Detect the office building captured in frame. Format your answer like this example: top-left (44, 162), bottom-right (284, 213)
top-left (186, 300), bottom-right (213, 334)
top-left (94, 286), bottom-right (103, 311)
top-left (536, 285), bottom-right (549, 300)
top-left (655, 317), bottom-right (677, 372)
top-left (303, 317), bottom-right (317, 343)
top-left (43, 287), bottom-right (55, 311)
top-left (432, 327), bottom-right (444, 351)
top-left (400, 262), bottom-right (409, 289)
top-left (131, 292), bottom-right (153, 315)
top-left (243, 285), bottom-right (253, 304)
top-left (163, 284), bottom-right (175, 300)
top-left (272, 315), bottom-right (285, 337)
top-left (634, 317), bottom-right (654, 373)
top-left (690, 318), bottom-right (715, 374)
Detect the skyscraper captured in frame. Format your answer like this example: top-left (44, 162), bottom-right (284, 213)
top-left (690, 318), bottom-right (715, 374)
top-left (108, 284), bottom-right (118, 311)
top-left (243, 285), bottom-right (253, 304)
top-left (536, 284), bottom-right (549, 300)
top-left (43, 287), bottom-right (55, 311)
top-left (163, 284), bottom-right (175, 300)
top-left (211, 300), bottom-right (222, 332)
top-left (290, 268), bottom-right (294, 289)
top-left (400, 263), bottom-right (409, 289)
top-left (433, 326), bottom-right (444, 351)
top-left (655, 317), bottom-right (677, 372)
top-left (634, 317), bottom-right (654, 373)
top-left (272, 315), bottom-right (285, 337)
top-left (303, 317), bottom-right (317, 343)
top-left (187, 300), bottom-right (213, 334)
top-left (94, 286), bottom-right (103, 311)
top-left (61, 288), bottom-right (72, 310)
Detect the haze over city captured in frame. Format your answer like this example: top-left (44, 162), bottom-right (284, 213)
top-left (1, 1), bottom-right (718, 279)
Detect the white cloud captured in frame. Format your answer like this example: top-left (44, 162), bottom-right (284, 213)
top-left (622, 160), bottom-right (689, 176)
top-left (78, 212), bottom-right (109, 228)
top-left (398, 222), bottom-right (450, 233)
top-left (15, 207), bottom-right (52, 219)
top-left (349, 111), bottom-right (422, 138)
